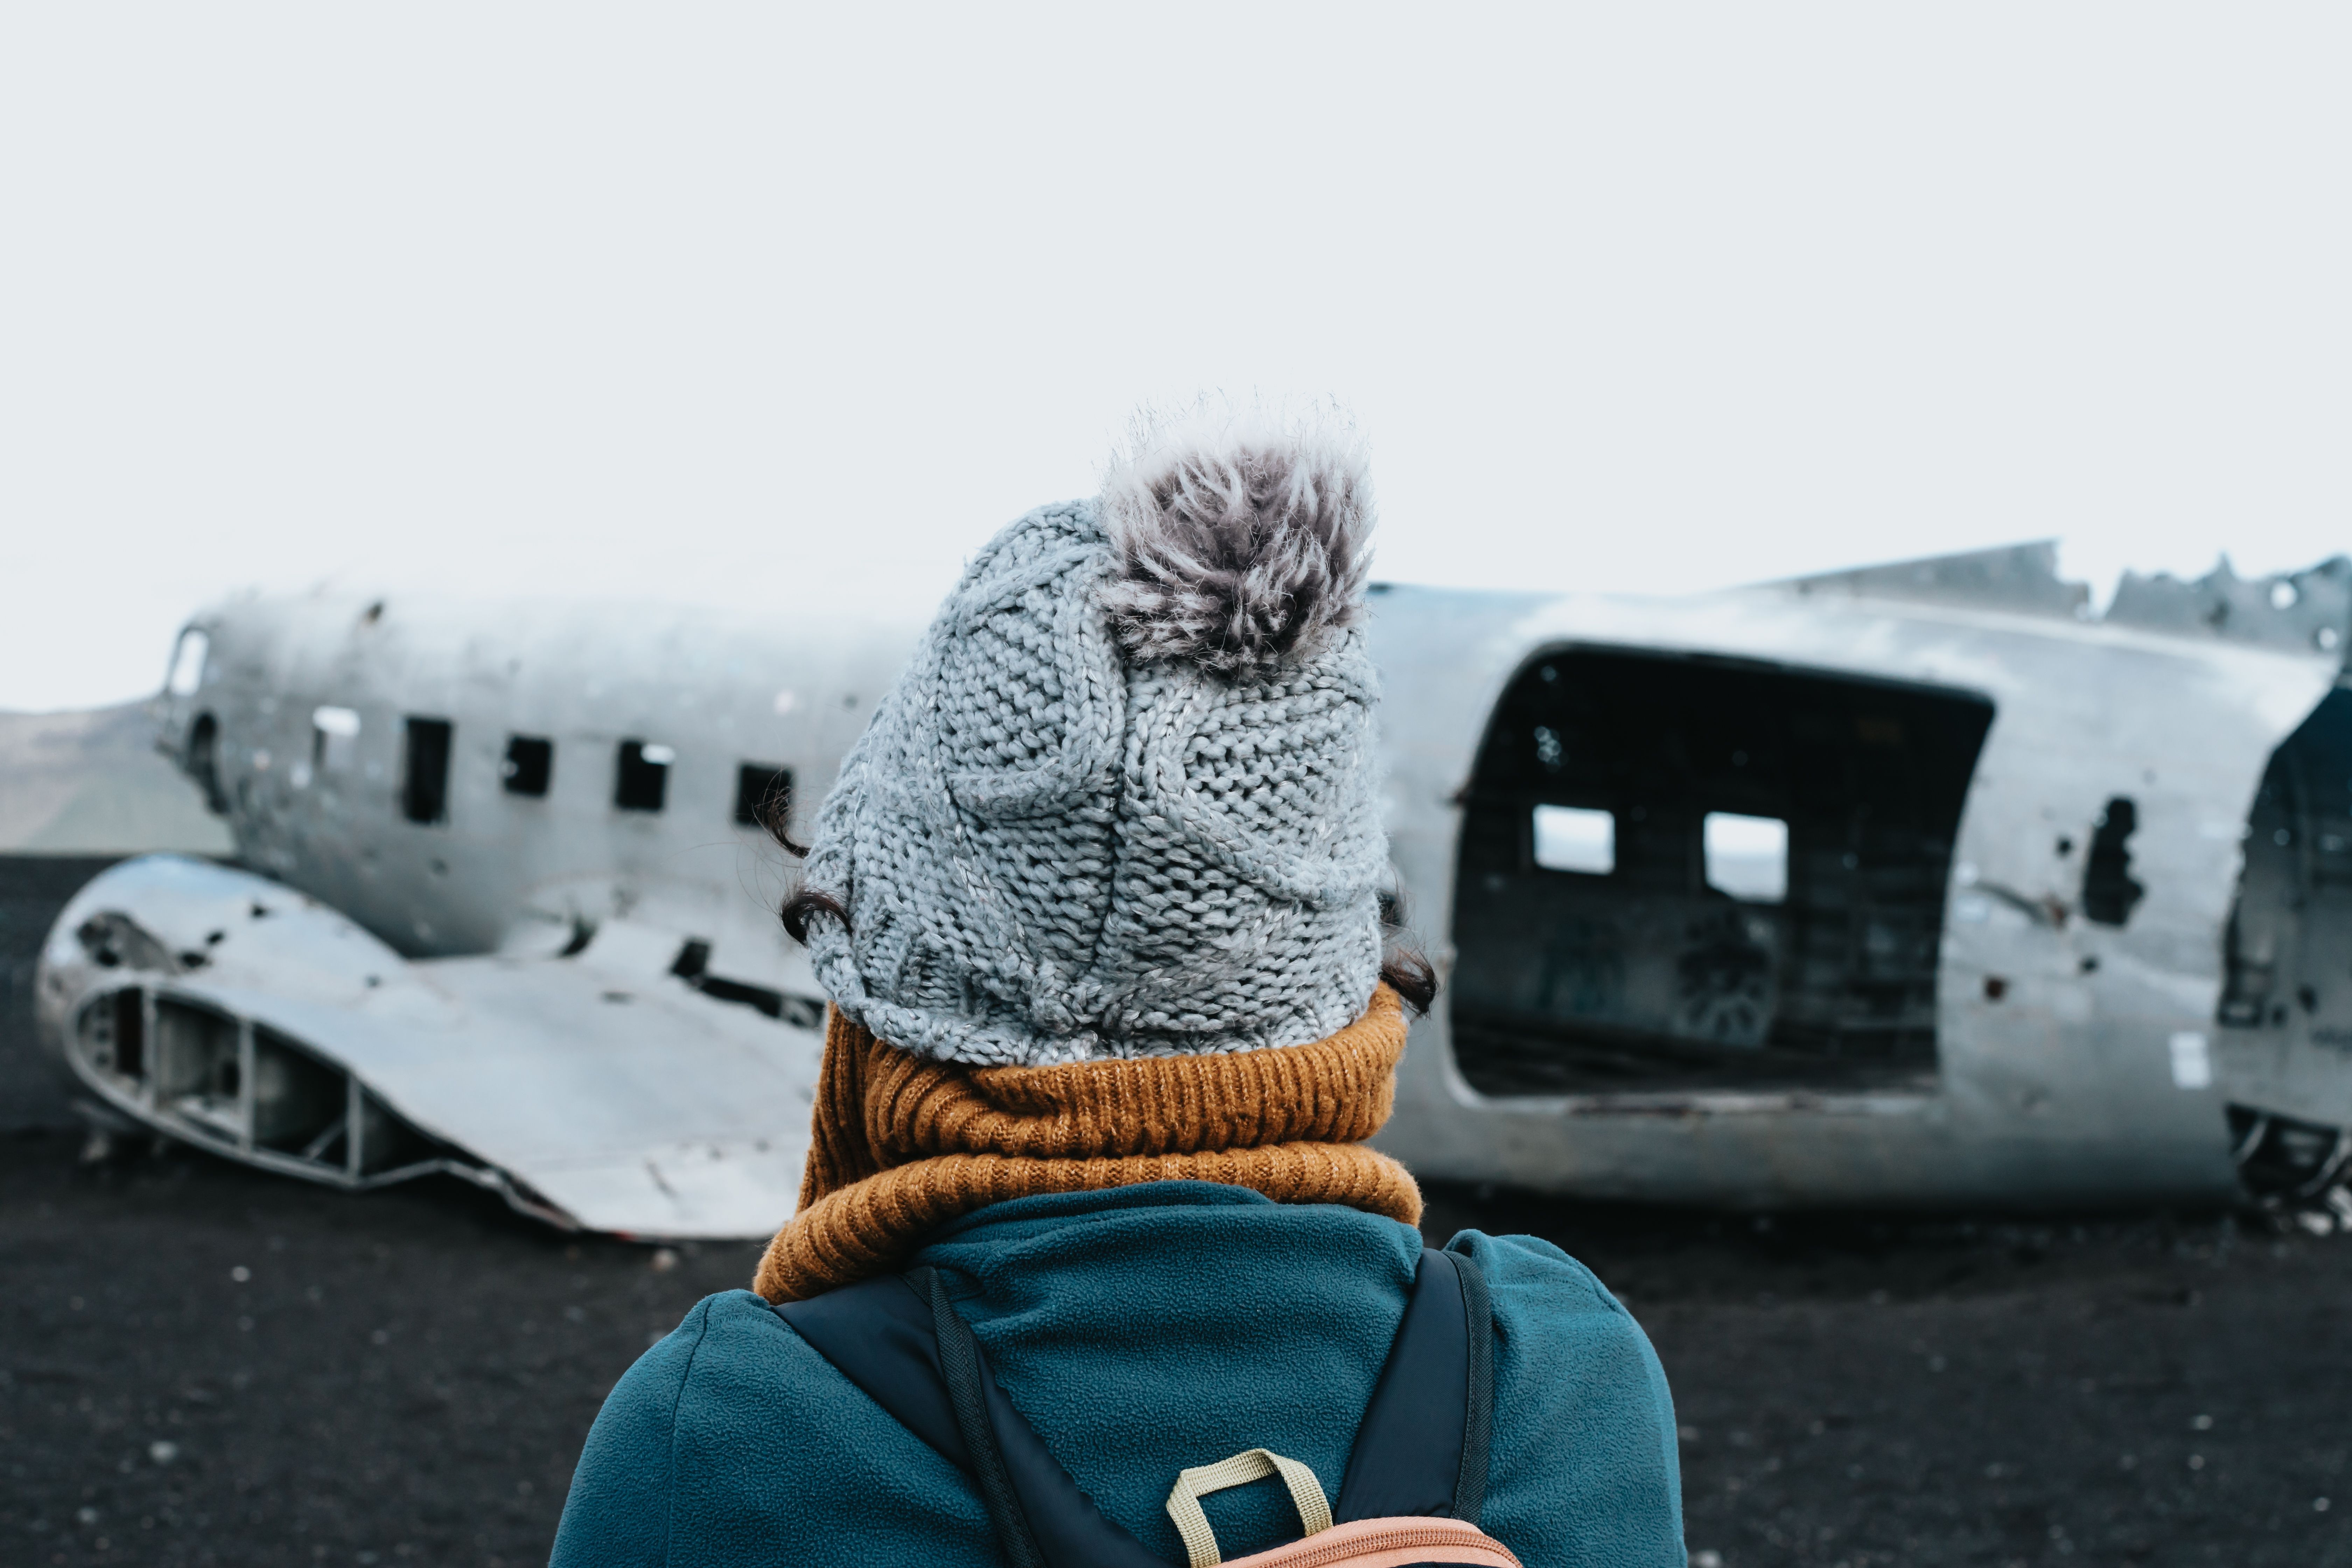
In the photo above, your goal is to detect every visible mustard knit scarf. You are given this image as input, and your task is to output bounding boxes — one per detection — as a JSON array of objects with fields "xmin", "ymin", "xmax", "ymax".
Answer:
[{"xmin": 753, "ymin": 987, "xmax": 1422, "ymax": 1302}]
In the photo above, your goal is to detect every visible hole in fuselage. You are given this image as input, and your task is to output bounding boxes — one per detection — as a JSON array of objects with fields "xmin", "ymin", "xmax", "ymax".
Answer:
[
  {"xmin": 1448, "ymin": 647, "xmax": 1993, "ymax": 1094},
  {"xmin": 2080, "ymin": 797, "xmax": 2143, "ymax": 926},
  {"xmin": 2220, "ymin": 689, "xmax": 2352, "ymax": 1038}
]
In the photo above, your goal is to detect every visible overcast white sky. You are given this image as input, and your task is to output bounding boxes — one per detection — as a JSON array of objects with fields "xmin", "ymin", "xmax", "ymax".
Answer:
[{"xmin": 2, "ymin": 5, "xmax": 2346, "ymax": 711}]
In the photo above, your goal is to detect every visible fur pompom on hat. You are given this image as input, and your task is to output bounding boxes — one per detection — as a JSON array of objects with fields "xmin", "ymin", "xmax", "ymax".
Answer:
[
  {"xmin": 790, "ymin": 406, "xmax": 1390, "ymax": 1068},
  {"xmin": 1097, "ymin": 410, "xmax": 1374, "ymax": 679}
]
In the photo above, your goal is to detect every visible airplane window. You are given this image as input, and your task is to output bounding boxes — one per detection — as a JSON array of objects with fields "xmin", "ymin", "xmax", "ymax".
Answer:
[
  {"xmin": 1450, "ymin": 648, "xmax": 1994, "ymax": 1094},
  {"xmin": 734, "ymin": 763, "xmax": 792, "ymax": 828},
  {"xmin": 615, "ymin": 740, "xmax": 671, "ymax": 813},
  {"xmin": 311, "ymin": 706, "xmax": 360, "ymax": 774},
  {"xmin": 1532, "ymin": 805, "xmax": 1614, "ymax": 874},
  {"xmin": 165, "ymin": 628, "xmax": 210, "ymax": 696},
  {"xmin": 1703, "ymin": 812, "xmax": 1789, "ymax": 903},
  {"xmin": 401, "ymin": 718, "xmax": 453, "ymax": 825},
  {"xmin": 504, "ymin": 736, "xmax": 553, "ymax": 797}
]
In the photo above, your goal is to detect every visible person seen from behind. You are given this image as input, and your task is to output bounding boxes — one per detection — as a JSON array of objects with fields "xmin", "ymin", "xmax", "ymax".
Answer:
[{"xmin": 550, "ymin": 408, "xmax": 1687, "ymax": 1567}]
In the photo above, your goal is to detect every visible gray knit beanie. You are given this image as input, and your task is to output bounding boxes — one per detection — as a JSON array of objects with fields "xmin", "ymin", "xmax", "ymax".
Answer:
[{"xmin": 795, "ymin": 412, "xmax": 1388, "ymax": 1066}]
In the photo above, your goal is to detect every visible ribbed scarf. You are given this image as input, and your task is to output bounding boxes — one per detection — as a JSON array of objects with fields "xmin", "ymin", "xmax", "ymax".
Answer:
[{"xmin": 752, "ymin": 987, "xmax": 1421, "ymax": 1302}]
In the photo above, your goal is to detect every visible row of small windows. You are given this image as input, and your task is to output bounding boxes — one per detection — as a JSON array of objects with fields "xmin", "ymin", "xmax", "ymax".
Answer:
[{"xmin": 385, "ymin": 713, "xmax": 789, "ymax": 830}]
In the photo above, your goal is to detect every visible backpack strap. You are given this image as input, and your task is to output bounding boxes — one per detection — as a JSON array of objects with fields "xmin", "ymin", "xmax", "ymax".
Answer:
[
  {"xmin": 1332, "ymin": 1246, "xmax": 1495, "ymax": 1525},
  {"xmin": 776, "ymin": 1270, "xmax": 1171, "ymax": 1568},
  {"xmin": 774, "ymin": 1244, "xmax": 1497, "ymax": 1564},
  {"xmin": 766, "ymin": 1269, "xmax": 971, "ymax": 1464},
  {"xmin": 1454, "ymin": 1248, "xmax": 1496, "ymax": 1523},
  {"xmin": 919, "ymin": 1266, "xmax": 1049, "ymax": 1568}
]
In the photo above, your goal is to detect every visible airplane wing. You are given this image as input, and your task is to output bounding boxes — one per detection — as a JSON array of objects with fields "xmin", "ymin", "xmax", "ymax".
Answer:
[{"xmin": 36, "ymin": 855, "xmax": 822, "ymax": 1240}]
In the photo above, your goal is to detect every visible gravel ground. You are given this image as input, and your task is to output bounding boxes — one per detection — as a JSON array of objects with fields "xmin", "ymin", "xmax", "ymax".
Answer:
[
  {"xmin": 1421, "ymin": 1187, "xmax": 2352, "ymax": 1568},
  {"xmin": 2, "ymin": 1133, "xmax": 758, "ymax": 1568},
  {"xmin": 6, "ymin": 1132, "xmax": 2348, "ymax": 1568},
  {"xmin": 0, "ymin": 855, "xmax": 119, "ymax": 1130}
]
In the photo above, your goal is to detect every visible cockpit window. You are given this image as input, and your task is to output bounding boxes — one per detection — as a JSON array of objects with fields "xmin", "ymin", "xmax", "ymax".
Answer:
[{"xmin": 165, "ymin": 629, "xmax": 209, "ymax": 696}]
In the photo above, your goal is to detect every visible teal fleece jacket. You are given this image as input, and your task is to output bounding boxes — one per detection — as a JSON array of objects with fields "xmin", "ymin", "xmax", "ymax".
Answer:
[{"xmin": 549, "ymin": 1183, "xmax": 1684, "ymax": 1567}]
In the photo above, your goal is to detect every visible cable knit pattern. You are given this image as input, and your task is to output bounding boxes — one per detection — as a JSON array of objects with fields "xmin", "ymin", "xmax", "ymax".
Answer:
[
  {"xmin": 753, "ymin": 988, "xmax": 1419, "ymax": 1302},
  {"xmin": 796, "ymin": 479, "xmax": 1387, "ymax": 1067}
]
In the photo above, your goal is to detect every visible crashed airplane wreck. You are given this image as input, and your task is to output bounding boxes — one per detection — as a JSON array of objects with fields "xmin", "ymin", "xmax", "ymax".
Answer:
[{"xmin": 35, "ymin": 543, "xmax": 2352, "ymax": 1238}]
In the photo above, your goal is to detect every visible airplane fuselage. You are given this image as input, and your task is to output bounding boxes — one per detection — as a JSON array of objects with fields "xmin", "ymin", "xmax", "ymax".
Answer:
[{"xmin": 40, "ymin": 546, "xmax": 2352, "ymax": 1233}]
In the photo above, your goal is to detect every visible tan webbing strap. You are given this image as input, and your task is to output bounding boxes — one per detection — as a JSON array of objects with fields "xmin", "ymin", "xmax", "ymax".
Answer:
[{"xmin": 1163, "ymin": 1448, "xmax": 1334, "ymax": 1568}]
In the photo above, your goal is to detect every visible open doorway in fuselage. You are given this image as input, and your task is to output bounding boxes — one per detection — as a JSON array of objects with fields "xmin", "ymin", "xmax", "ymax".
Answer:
[{"xmin": 1449, "ymin": 647, "xmax": 1994, "ymax": 1094}]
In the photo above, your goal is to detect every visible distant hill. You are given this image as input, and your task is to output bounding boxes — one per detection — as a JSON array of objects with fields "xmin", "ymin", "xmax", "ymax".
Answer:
[{"xmin": 0, "ymin": 704, "xmax": 234, "ymax": 856}]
